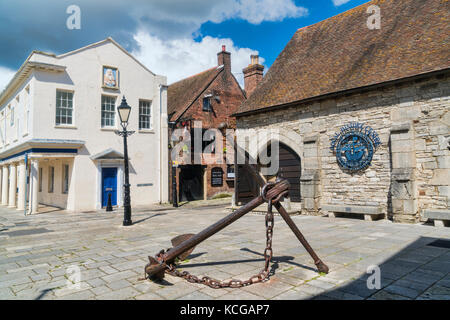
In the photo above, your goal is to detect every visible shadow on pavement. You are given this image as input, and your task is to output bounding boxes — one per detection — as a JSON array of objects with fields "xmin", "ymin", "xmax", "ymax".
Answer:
[{"xmin": 312, "ymin": 236, "xmax": 450, "ymax": 300}]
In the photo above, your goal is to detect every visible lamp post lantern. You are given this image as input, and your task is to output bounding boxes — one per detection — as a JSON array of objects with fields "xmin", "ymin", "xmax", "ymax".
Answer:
[{"xmin": 115, "ymin": 96, "xmax": 135, "ymax": 226}]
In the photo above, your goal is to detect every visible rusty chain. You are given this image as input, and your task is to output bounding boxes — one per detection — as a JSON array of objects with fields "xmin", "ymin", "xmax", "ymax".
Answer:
[{"xmin": 159, "ymin": 182, "xmax": 283, "ymax": 289}]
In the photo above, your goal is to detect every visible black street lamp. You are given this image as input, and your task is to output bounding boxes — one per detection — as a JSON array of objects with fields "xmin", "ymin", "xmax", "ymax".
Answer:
[{"xmin": 115, "ymin": 96, "xmax": 135, "ymax": 226}]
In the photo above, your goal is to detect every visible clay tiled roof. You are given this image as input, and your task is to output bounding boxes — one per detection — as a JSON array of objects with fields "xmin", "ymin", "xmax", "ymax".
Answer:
[
  {"xmin": 236, "ymin": 0, "xmax": 450, "ymax": 116},
  {"xmin": 168, "ymin": 66, "xmax": 223, "ymax": 121}
]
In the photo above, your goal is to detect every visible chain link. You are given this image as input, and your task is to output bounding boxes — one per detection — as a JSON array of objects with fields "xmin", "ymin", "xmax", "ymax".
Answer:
[{"xmin": 162, "ymin": 185, "xmax": 277, "ymax": 289}]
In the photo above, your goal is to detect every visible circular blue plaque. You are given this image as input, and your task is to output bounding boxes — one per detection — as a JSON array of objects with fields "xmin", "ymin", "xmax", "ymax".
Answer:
[
  {"xmin": 336, "ymin": 132, "xmax": 374, "ymax": 171},
  {"xmin": 330, "ymin": 122, "xmax": 380, "ymax": 172}
]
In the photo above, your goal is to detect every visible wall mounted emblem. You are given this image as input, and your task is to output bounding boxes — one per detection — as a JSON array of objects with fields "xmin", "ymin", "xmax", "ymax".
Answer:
[
  {"xmin": 102, "ymin": 66, "xmax": 119, "ymax": 89},
  {"xmin": 330, "ymin": 122, "xmax": 381, "ymax": 172}
]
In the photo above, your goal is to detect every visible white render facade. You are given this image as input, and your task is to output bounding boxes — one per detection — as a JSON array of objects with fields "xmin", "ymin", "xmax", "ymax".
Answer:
[{"xmin": 0, "ymin": 38, "xmax": 169, "ymax": 213}]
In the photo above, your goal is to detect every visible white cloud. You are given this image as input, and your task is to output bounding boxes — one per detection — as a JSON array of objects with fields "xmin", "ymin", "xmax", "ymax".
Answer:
[
  {"xmin": 132, "ymin": 31, "xmax": 264, "ymax": 86},
  {"xmin": 332, "ymin": 0, "xmax": 351, "ymax": 6},
  {"xmin": 209, "ymin": 0, "xmax": 308, "ymax": 24},
  {"xmin": 0, "ymin": 66, "xmax": 15, "ymax": 93},
  {"xmin": 127, "ymin": 0, "xmax": 308, "ymax": 39}
]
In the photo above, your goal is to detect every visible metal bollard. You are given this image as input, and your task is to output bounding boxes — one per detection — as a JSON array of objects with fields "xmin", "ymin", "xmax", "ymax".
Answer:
[{"xmin": 106, "ymin": 193, "xmax": 113, "ymax": 212}]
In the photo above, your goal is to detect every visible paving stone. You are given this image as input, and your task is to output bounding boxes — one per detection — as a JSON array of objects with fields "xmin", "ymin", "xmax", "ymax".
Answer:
[
  {"xmin": 215, "ymin": 290, "xmax": 264, "ymax": 300},
  {"xmin": 101, "ymin": 270, "xmax": 137, "ymax": 283},
  {"xmin": 1, "ymin": 203, "xmax": 449, "ymax": 300},
  {"xmin": 394, "ymin": 279, "xmax": 431, "ymax": 292},
  {"xmin": 134, "ymin": 292, "xmax": 164, "ymax": 300},
  {"xmin": 113, "ymin": 260, "xmax": 143, "ymax": 272},
  {"xmin": 53, "ymin": 282, "xmax": 92, "ymax": 297},
  {"xmin": 107, "ymin": 279, "xmax": 132, "ymax": 290},
  {"xmin": 99, "ymin": 265, "xmax": 118, "ymax": 275},
  {"xmin": 272, "ymin": 273, "xmax": 307, "ymax": 286},
  {"xmin": 240, "ymin": 277, "xmax": 293, "ymax": 299},
  {"xmin": 436, "ymin": 278, "xmax": 450, "ymax": 288},
  {"xmin": 420, "ymin": 261, "xmax": 450, "ymax": 274},
  {"xmin": 423, "ymin": 285, "xmax": 450, "ymax": 296},
  {"xmin": 177, "ymin": 290, "xmax": 213, "ymax": 300},
  {"xmin": 295, "ymin": 284, "xmax": 328, "ymax": 296},
  {"xmin": 30, "ymin": 273, "xmax": 51, "ymax": 281},
  {"xmin": 198, "ymin": 286, "xmax": 231, "ymax": 298},
  {"xmin": 320, "ymin": 289, "xmax": 364, "ymax": 300},
  {"xmin": 91, "ymin": 285, "xmax": 113, "ymax": 296},
  {"xmin": 272, "ymin": 289, "xmax": 311, "ymax": 300},
  {"xmin": 96, "ymin": 287, "xmax": 140, "ymax": 300},
  {"xmin": 87, "ymin": 277, "xmax": 107, "ymax": 288},
  {"xmin": 369, "ymin": 290, "xmax": 411, "ymax": 300},
  {"xmin": 0, "ymin": 276, "xmax": 32, "ymax": 288},
  {"xmin": 0, "ymin": 287, "xmax": 15, "ymax": 299},
  {"xmin": 157, "ymin": 281, "xmax": 204, "ymax": 300},
  {"xmin": 338, "ymin": 279, "xmax": 379, "ymax": 298},
  {"xmin": 383, "ymin": 284, "xmax": 422, "ymax": 299},
  {"xmin": 57, "ymin": 289, "xmax": 95, "ymax": 300},
  {"xmin": 307, "ymin": 279, "xmax": 336, "ymax": 290}
]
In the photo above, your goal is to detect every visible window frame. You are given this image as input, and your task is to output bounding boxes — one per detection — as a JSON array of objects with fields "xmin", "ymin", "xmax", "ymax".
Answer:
[
  {"xmin": 138, "ymin": 99, "xmax": 152, "ymax": 130},
  {"xmin": 55, "ymin": 89, "xmax": 74, "ymax": 126},
  {"xmin": 10, "ymin": 106, "xmax": 14, "ymax": 127},
  {"xmin": 202, "ymin": 97, "xmax": 212, "ymax": 112},
  {"xmin": 101, "ymin": 95, "xmax": 117, "ymax": 128}
]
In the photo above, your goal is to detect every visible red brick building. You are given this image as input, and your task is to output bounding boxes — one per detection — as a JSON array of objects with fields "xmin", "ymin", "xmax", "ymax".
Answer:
[{"xmin": 168, "ymin": 46, "xmax": 263, "ymax": 202}]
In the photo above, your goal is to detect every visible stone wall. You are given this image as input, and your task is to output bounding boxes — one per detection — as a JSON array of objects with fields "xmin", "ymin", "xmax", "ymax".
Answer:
[{"xmin": 236, "ymin": 73, "xmax": 450, "ymax": 223}]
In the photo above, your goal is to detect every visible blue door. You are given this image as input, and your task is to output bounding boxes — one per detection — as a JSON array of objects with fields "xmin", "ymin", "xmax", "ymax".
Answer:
[{"xmin": 102, "ymin": 168, "xmax": 118, "ymax": 207}]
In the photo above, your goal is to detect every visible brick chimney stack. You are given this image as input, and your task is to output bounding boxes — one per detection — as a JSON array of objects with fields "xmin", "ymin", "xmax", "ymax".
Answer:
[
  {"xmin": 243, "ymin": 54, "xmax": 264, "ymax": 97},
  {"xmin": 217, "ymin": 45, "xmax": 231, "ymax": 73}
]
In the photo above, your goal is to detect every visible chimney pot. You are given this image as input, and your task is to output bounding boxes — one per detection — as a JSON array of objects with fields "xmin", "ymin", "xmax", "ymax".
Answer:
[{"xmin": 251, "ymin": 55, "xmax": 259, "ymax": 65}]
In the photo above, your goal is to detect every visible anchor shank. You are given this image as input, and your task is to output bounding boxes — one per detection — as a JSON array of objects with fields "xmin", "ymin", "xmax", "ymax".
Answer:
[
  {"xmin": 163, "ymin": 195, "xmax": 265, "ymax": 264},
  {"xmin": 162, "ymin": 179, "xmax": 290, "ymax": 265}
]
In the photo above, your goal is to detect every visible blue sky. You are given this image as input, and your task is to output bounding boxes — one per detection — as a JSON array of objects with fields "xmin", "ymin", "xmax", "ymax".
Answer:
[
  {"xmin": 0, "ymin": 0, "xmax": 369, "ymax": 89},
  {"xmin": 198, "ymin": 0, "xmax": 368, "ymax": 69}
]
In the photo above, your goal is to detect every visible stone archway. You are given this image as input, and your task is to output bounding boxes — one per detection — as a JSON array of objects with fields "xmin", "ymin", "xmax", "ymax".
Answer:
[
  {"xmin": 250, "ymin": 127, "xmax": 303, "ymax": 162},
  {"xmin": 235, "ymin": 127, "xmax": 303, "ymax": 205}
]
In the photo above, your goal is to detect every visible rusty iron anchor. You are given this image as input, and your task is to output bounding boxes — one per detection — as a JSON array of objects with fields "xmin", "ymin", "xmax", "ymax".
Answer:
[{"xmin": 144, "ymin": 176, "xmax": 329, "ymax": 288}]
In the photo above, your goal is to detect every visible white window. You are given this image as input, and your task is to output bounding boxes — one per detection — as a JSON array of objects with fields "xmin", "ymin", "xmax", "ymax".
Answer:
[
  {"xmin": 48, "ymin": 166, "xmax": 54, "ymax": 193},
  {"xmin": 56, "ymin": 90, "xmax": 73, "ymax": 125},
  {"xmin": 139, "ymin": 100, "xmax": 152, "ymax": 130},
  {"xmin": 10, "ymin": 106, "xmax": 14, "ymax": 126},
  {"xmin": 101, "ymin": 95, "xmax": 116, "ymax": 127},
  {"xmin": 62, "ymin": 164, "xmax": 69, "ymax": 194},
  {"xmin": 24, "ymin": 105, "xmax": 29, "ymax": 135}
]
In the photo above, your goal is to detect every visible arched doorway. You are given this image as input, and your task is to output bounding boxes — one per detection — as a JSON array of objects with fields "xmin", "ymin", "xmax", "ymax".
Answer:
[{"xmin": 259, "ymin": 142, "xmax": 301, "ymax": 202}]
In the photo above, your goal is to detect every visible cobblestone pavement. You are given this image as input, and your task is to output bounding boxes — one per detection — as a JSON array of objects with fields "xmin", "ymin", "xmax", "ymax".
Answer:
[{"xmin": 0, "ymin": 204, "xmax": 449, "ymax": 300}]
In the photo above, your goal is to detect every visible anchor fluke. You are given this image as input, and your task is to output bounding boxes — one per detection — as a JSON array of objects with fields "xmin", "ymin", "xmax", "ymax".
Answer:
[{"xmin": 171, "ymin": 233, "xmax": 196, "ymax": 261}]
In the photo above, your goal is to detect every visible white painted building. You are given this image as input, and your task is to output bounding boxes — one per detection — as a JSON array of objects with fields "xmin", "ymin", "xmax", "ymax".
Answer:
[{"xmin": 0, "ymin": 38, "xmax": 168, "ymax": 213}]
